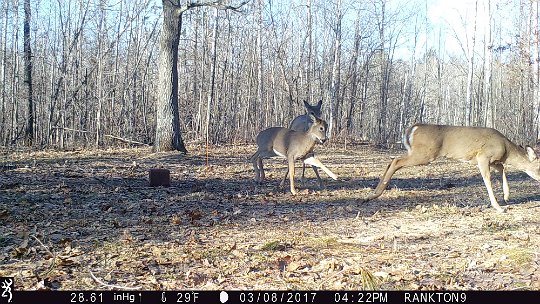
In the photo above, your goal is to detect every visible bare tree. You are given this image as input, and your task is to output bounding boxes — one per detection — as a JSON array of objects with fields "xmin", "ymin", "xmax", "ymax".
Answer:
[
  {"xmin": 2, "ymin": 0, "xmax": 540, "ymax": 151},
  {"xmin": 327, "ymin": 0, "xmax": 342, "ymax": 138},
  {"xmin": 10, "ymin": 0, "xmax": 20, "ymax": 145},
  {"xmin": 528, "ymin": 0, "xmax": 540, "ymax": 139},
  {"xmin": 23, "ymin": 0, "xmax": 33, "ymax": 146},
  {"xmin": 206, "ymin": 8, "xmax": 218, "ymax": 159},
  {"xmin": 466, "ymin": 0, "xmax": 478, "ymax": 125},
  {"xmin": 482, "ymin": 0, "xmax": 493, "ymax": 127},
  {"xmin": 154, "ymin": 0, "xmax": 248, "ymax": 153},
  {"xmin": 0, "ymin": 1, "xmax": 8, "ymax": 145}
]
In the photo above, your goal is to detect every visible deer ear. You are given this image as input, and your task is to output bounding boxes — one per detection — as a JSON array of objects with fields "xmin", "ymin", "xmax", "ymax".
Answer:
[
  {"xmin": 317, "ymin": 99, "xmax": 322, "ymax": 107},
  {"xmin": 308, "ymin": 113, "xmax": 316, "ymax": 123},
  {"xmin": 303, "ymin": 100, "xmax": 310, "ymax": 107},
  {"xmin": 526, "ymin": 146, "xmax": 538, "ymax": 161}
]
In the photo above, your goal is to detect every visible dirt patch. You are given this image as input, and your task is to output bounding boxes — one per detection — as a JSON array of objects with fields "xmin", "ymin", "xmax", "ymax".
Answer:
[{"xmin": 1, "ymin": 144, "xmax": 539, "ymax": 290}]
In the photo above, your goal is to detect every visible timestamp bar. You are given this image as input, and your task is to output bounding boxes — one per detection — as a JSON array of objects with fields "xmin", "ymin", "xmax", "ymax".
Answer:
[{"xmin": 2, "ymin": 290, "xmax": 540, "ymax": 304}]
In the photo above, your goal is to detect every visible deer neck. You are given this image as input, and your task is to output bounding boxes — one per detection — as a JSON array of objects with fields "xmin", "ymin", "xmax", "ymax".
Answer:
[
  {"xmin": 505, "ymin": 142, "xmax": 533, "ymax": 170},
  {"xmin": 292, "ymin": 134, "xmax": 317, "ymax": 159},
  {"xmin": 308, "ymin": 130, "xmax": 324, "ymax": 144}
]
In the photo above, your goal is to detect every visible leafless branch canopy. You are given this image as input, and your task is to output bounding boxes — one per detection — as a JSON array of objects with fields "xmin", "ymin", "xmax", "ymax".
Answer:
[
  {"xmin": 2, "ymin": 0, "xmax": 540, "ymax": 149},
  {"xmin": 171, "ymin": 0, "xmax": 250, "ymax": 14}
]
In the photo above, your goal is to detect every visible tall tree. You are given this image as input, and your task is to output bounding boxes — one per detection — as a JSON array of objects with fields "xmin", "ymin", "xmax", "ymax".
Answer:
[
  {"xmin": 23, "ymin": 0, "xmax": 33, "ymax": 145},
  {"xmin": 376, "ymin": 0, "xmax": 388, "ymax": 145},
  {"xmin": 482, "ymin": 0, "xmax": 493, "ymax": 127},
  {"xmin": 206, "ymin": 8, "xmax": 219, "ymax": 161},
  {"xmin": 154, "ymin": 0, "xmax": 247, "ymax": 153},
  {"xmin": 465, "ymin": 0, "xmax": 478, "ymax": 125},
  {"xmin": 328, "ymin": 0, "xmax": 342, "ymax": 137}
]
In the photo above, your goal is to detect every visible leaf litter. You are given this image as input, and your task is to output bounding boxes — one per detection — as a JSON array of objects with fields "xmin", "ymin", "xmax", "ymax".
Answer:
[{"xmin": 0, "ymin": 144, "xmax": 539, "ymax": 290}]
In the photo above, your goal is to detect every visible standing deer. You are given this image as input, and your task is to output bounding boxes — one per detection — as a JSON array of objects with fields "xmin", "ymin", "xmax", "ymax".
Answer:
[
  {"xmin": 289, "ymin": 100, "xmax": 327, "ymax": 187},
  {"xmin": 365, "ymin": 124, "xmax": 540, "ymax": 212},
  {"xmin": 290, "ymin": 100, "xmax": 323, "ymax": 131},
  {"xmin": 250, "ymin": 114, "xmax": 337, "ymax": 195}
]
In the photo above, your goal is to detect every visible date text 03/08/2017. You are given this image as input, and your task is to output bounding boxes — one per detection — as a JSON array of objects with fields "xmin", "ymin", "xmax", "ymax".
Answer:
[{"xmin": 238, "ymin": 292, "xmax": 318, "ymax": 303}]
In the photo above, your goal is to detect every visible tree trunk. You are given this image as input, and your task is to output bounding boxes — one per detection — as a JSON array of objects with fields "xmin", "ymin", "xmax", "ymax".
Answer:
[
  {"xmin": 465, "ymin": 0, "xmax": 478, "ymax": 125},
  {"xmin": 535, "ymin": 0, "xmax": 540, "ymax": 139},
  {"xmin": 328, "ymin": 0, "xmax": 342, "ymax": 138},
  {"xmin": 155, "ymin": 0, "xmax": 187, "ymax": 153},
  {"xmin": 10, "ymin": 0, "xmax": 20, "ymax": 145},
  {"xmin": 206, "ymin": 8, "xmax": 218, "ymax": 158},
  {"xmin": 346, "ymin": 15, "xmax": 362, "ymax": 134},
  {"xmin": 377, "ymin": 0, "xmax": 388, "ymax": 145},
  {"xmin": 23, "ymin": 0, "xmax": 33, "ymax": 146},
  {"xmin": 483, "ymin": 0, "xmax": 493, "ymax": 128},
  {"xmin": 306, "ymin": 0, "xmax": 313, "ymax": 99}
]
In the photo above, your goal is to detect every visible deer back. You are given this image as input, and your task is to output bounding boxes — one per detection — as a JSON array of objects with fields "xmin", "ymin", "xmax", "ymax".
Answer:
[
  {"xmin": 289, "ymin": 100, "xmax": 323, "ymax": 132},
  {"xmin": 406, "ymin": 124, "xmax": 532, "ymax": 165}
]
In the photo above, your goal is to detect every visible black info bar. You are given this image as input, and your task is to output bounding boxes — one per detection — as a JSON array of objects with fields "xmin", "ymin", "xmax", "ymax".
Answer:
[{"xmin": 1, "ymin": 289, "xmax": 539, "ymax": 304}]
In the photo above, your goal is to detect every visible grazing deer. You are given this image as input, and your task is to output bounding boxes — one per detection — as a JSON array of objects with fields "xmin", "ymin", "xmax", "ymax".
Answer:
[
  {"xmin": 289, "ymin": 100, "xmax": 328, "ymax": 187},
  {"xmin": 250, "ymin": 114, "xmax": 337, "ymax": 195},
  {"xmin": 365, "ymin": 124, "xmax": 540, "ymax": 212}
]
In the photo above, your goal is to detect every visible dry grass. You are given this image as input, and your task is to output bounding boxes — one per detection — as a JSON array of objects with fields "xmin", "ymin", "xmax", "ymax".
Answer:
[{"xmin": 1, "ymin": 143, "xmax": 540, "ymax": 290}]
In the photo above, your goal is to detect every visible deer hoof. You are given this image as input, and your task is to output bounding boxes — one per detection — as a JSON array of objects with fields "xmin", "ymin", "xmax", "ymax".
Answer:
[
  {"xmin": 362, "ymin": 195, "xmax": 375, "ymax": 203},
  {"xmin": 496, "ymin": 206, "xmax": 508, "ymax": 213},
  {"xmin": 298, "ymin": 189, "xmax": 310, "ymax": 195}
]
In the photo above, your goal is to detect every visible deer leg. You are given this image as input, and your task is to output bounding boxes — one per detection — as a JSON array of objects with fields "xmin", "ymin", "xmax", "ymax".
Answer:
[
  {"xmin": 304, "ymin": 156, "xmax": 337, "ymax": 180},
  {"xmin": 478, "ymin": 159, "xmax": 505, "ymax": 213},
  {"xmin": 251, "ymin": 152, "xmax": 261, "ymax": 182},
  {"xmin": 312, "ymin": 166, "xmax": 324, "ymax": 189},
  {"xmin": 258, "ymin": 157, "xmax": 265, "ymax": 181},
  {"xmin": 491, "ymin": 163, "xmax": 509, "ymax": 201},
  {"xmin": 300, "ymin": 163, "xmax": 307, "ymax": 185},
  {"xmin": 501, "ymin": 168, "xmax": 509, "ymax": 202},
  {"xmin": 366, "ymin": 154, "xmax": 431, "ymax": 201},
  {"xmin": 300, "ymin": 153, "xmax": 314, "ymax": 185},
  {"xmin": 280, "ymin": 168, "xmax": 288, "ymax": 188},
  {"xmin": 366, "ymin": 158, "xmax": 402, "ymax": 201},
  {"xmin": 288, "ymin": 158, "xmax": 297, "ymax": 195}
]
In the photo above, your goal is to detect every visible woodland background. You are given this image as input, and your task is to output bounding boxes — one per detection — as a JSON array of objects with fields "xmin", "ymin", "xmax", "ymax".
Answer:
[
  {"xmin": 1, "ymin": 0, "xmax": 540, "ymax": 149},
  {"xmin": 2, "ymin": 0, "xmax": 540, "ymax": 291}
]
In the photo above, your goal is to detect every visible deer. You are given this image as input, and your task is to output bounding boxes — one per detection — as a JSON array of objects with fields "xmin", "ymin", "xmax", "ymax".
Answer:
[
  {"xmin": 250, "ymin": 114, "xmax": 337, "ymax": 195},
  {"xmin": 289, "ymin": 100, "xmax": 330, "ymax": 188},
  {"xmin": 364, "ymin": 124, "xmax": 540, "ymax": 212},
  {"xmin": 290, "ymin": 100, "xmax": 323, "ymax": 131}
]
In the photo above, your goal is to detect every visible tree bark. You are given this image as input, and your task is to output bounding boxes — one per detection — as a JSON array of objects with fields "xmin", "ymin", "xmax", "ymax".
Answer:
[
  {"xmin": 23, "ymin": 0, "xmax": 33, "ymax": 146},
  {"xmin": 483, "ymin": 0, "xmax": 493, "ymax": 128},
  {"xmin": 465, "ymin": 0, "xmax": 478, "ymax": 125},
  {"xmin": 206, "ymin": 8, "xmax": 218, "ymax": 159},
  {"xmin": 328, "ymin": 0, "xmax": 342, "ymax": 138},
  {"xmin": 154, "ymin": 0, "xmax": 188, "ymax": 153}
]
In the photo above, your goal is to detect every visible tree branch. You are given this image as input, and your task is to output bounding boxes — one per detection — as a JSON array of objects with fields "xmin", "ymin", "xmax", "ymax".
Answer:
[
  {"xmin": 89, "ymin": 269, "xmax": 141, "ymax": 290},
  {"xmin": 172, "ymin": 0, "xmax": 250, "ymax": 14},
  {"xmin": 104, "ymin": 134, "xmax": 149, "ymax": 146}
]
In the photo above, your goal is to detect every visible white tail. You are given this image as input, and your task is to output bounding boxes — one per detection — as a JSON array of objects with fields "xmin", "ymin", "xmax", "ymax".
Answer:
[
  {"xmin": 250, "ymin": 115, "xmax": 336, "ymax": 195},
  {"xmin": 365, "ymin": 124, "xmax": 540, "ymax": 212}
]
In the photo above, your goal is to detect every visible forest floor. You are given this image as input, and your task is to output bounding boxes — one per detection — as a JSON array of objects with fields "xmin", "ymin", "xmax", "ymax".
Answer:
[{"xmin": 1, "ymin": 143, "xmax": 540, "ymax": 291}]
